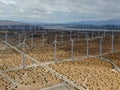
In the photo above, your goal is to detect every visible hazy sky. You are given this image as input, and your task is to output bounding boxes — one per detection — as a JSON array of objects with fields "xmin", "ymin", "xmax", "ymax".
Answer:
[{"xmin": 0, "ymin": 0, "xmax": 120, "ymax": 23}]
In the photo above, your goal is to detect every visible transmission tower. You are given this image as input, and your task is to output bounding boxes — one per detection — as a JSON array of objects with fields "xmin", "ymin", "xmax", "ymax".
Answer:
[
  {"xmin": 52, "ymin": 34, "xmax": 59, "ymax": 63},
  {"xmin": 21, "ymin": 35, "xmax": 29, "ymax": 69}
]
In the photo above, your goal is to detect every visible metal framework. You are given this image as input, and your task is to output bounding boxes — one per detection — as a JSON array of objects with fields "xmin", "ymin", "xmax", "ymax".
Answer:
[
  {"xmin": 1, "ymin": 28, "xmax": 119, "ymax": 64},
  {"xmin": 21, "ymin": 36, "xmax": 28, "ymax": 69},
  {"xmin": 52, "ymin": 34, "xmax": 58, "ymax": 63}
]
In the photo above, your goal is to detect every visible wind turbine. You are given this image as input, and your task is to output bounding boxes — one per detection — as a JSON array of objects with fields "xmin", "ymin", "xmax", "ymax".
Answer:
[{"xmin": 70, "ymin": 38, "xmax": 75, "ymax": 60}]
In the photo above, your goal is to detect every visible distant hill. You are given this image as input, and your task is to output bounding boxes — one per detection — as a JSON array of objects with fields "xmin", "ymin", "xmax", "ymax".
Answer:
[
  {"xmin": 97, "ymin": 19, "xmax": 120, "ymax": 25},
  {"xmin": 0, "ymin": 18, "xmax": 120, "ymax": 26},
  {"xmin": 0, "ymin": 20, "xmax": 30, "ymax": 25},
  {"xmin": 67, "ymin": 18, "xmax": 120, "ymax": 25}
]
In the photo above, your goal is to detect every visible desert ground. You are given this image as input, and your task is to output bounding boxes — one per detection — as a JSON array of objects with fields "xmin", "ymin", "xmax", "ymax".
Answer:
[{"xmin": 0, "ymin": 31, "xmax": 120, "ymax": 90}]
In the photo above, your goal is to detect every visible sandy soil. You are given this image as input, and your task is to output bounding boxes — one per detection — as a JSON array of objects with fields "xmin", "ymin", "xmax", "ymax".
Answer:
[
  {"xmin": 50, "ymin": 57, "xmax": 120, "ymax": 90},
  {"xmin": 5, "ymin": 67, "xmax": 62, "ymax": 90}
]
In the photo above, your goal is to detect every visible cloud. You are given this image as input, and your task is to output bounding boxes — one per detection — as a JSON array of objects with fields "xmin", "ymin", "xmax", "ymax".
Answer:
[
  {"xmin": 0, "ymin": 0, "xmax": 120, "ymax": 23},
  {"xmin": 0, "ymin": 0, "xmax": 17, "ymax": 5}
]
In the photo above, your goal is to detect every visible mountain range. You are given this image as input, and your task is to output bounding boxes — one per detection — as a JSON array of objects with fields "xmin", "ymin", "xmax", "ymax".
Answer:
[
  {"xmin": 0, "ymin": 18, "xmax": 120, "ymax": 25},
  {"xmin": 66, "ymin": 18, "xmax": 120, "ymax": 25},
  {"xmin": 0, "ymin": 20, "xmax": 29, "ymax": 25}
]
